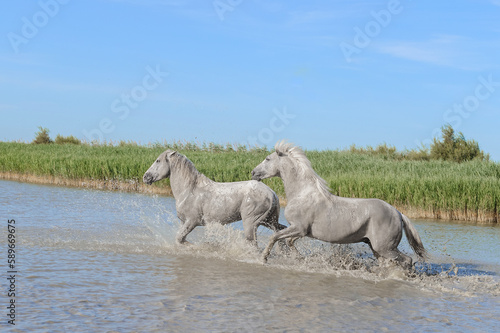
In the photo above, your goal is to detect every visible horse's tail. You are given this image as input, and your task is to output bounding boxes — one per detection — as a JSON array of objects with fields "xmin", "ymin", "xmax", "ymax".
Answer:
[
  {"xmin": 401, "ymin": 213, "xmax": 428, "ymax": 260},
  {"xmin": 264, "ymin": 192, "xmax": 286, "ymax": 231}
]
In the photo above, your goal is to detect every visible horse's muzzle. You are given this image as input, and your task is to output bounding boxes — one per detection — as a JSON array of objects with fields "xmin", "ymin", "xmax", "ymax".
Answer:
[
  {"xmin": 251, "ymin": 170, "xmax": 262, "ymax": 181},
  {"xmin": 143, "ymin": 172, "xmax": 155, "ymax": 185}
]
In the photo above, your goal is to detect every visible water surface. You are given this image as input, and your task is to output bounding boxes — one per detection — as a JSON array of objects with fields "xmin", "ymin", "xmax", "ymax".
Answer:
[{"xmin": 1, "ymin": 180, "xmax": 499, "ymax": 332}]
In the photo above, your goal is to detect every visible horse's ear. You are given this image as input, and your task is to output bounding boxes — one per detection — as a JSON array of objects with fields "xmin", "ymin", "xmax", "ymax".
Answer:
[
  {"xmin": 277, "ymin": 150, "xmax": 285, "ymax": 157},
  {"xmin": 167, "ymin": 151, "xmax": 177, "ymax": 159}
]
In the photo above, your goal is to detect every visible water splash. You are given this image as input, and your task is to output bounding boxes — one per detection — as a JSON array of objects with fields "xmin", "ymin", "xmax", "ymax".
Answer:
[{"xmin": 17, "ymin": 188, "xmax": 499, "ymax": 299}]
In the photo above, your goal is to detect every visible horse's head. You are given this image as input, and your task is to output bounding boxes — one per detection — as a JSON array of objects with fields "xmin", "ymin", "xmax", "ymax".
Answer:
[
  {"xmin": 143, "ymin": 150, "xmax": 176, "ymax": 185},
  {"xmin": 251, "ymin": 151, "xmax": 282, "ymax": 181}
]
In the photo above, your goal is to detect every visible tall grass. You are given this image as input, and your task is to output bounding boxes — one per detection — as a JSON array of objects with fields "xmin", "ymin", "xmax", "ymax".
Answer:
[{"xmin": 1, "ymin": 142, "xmax": 499, "ymax": 222}]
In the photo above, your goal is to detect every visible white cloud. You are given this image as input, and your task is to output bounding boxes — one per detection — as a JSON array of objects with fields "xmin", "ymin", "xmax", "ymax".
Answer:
[
  {"xmin": 375, "ymin": 35, "xmax": 495, "ymax": 70},
  {"xmin": 376, "ymin": 40, "xmax": 451, "ymax": 65}
]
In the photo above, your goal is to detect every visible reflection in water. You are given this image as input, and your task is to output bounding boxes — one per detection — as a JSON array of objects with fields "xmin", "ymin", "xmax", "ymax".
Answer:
[{"xmin": 1, "ymin": 180, "xmax": 499, "ymax": 332}]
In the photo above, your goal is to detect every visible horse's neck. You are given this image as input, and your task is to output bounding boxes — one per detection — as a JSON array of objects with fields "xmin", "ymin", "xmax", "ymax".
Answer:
[
  {"xmin": 169, "ymin": 162, "xmax": 201, "ymax": 199},
  {"xmin": 280, "ymin": 160, "xmax": 333, "ymax": 202},
  {"xmin": 279, "ymin": 164, "xmax": 313, "ymax": 200}
]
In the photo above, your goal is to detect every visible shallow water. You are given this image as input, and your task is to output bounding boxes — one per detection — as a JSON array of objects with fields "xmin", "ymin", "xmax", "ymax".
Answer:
[{"xmin": 1, "ymin": 180, "xmax": 499, "ymax": 332}]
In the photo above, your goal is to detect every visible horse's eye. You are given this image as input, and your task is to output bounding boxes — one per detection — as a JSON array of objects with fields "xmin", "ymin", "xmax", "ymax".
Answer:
[
  {"xmin": 156, "ymin": 160, "xmax": 160, "ymax": 163},
  {"xmin": 265, "ymin": 157, "xmax": 270, "ymax": 161}
]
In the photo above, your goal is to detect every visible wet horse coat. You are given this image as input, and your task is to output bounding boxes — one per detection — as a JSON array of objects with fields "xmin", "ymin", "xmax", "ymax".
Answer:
[
  {"xmin": 144, "ymin": 150, "xmax": 285, "ymax": 245},
  {"xmin": 251, "ymin": 141, "xmax": 427, "ymax": 268}
]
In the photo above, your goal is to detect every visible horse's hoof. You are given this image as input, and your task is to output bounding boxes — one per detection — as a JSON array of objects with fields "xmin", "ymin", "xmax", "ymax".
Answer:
[{"xmin": 261, "ymin": 256, "xmax": 269, "ymax": 265}]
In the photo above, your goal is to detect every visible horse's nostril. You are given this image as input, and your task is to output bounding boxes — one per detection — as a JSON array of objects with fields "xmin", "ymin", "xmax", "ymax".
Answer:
[{"xmin": 143, "ymin": 173, "xmax": 152, "ymax": 184}]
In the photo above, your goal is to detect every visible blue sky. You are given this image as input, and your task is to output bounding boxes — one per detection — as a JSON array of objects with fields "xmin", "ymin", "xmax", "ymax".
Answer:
[{"xmin": 1, "ymin": 0, "xmax": 499, "ymax": 160}]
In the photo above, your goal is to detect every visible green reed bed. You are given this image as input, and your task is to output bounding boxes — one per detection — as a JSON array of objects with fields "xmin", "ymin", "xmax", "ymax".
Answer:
[{"xmin": 1, "ymin": 142, "xmax": 498, "ymax": 223}]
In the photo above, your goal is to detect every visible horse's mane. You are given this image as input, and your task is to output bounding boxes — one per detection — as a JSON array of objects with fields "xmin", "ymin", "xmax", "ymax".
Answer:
[
  {"xmin": 275, "ymin": 141, "xmax": 333, "ymax": 199},
  {"xmin": 167, "ymin": 150, "xmax": 212, "ymax": 187}
]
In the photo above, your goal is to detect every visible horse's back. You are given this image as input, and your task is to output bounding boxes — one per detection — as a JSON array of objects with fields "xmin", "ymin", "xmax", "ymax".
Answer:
[
  {"xmin": 199, "ymin": 180, "xmax": 277, "ymax": 223},
  {"xmin": 209, "ymin": 180, "xmax": 275, "ymax": 199}
]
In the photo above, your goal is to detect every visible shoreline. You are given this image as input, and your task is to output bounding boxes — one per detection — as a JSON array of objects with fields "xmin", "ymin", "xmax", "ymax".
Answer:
[
  {"xmin": 1, "ymin": 171, "xmax": 497, "ymax": 224},
  {"xmin": 0, "ymin": 171, "xmax": 172, "ymax": 196}
]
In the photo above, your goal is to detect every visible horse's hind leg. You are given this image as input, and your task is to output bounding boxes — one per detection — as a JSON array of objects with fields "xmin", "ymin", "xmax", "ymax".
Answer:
[
  {"xmin": 378, "ymin": 249, "xmax": 413, "ymax": 270},
  {"xmin": 394, "ymin": 251, "xmax": 413, "ymax": 270},
  {"xmin": 286, "ymin": 237, "xmax": 302, "ymax": 258},
  {"xmin": 243, "ymin": 210, "xmax": 285, "ymax": 248},
  {"xmin": 242, "ymin": 221, "xmax": 258, "ymax": 247}
]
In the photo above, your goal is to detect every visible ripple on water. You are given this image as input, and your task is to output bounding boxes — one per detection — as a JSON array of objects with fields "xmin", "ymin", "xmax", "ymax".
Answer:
[{"xmin": 3, "ymin": 181, "xmax": 499, "ymax": 332}]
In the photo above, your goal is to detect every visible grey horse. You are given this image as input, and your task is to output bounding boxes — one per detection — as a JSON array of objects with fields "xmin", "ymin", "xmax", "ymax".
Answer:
[
  {"xmin": 251, "ymin": 141, "xmax": 427, "ymax": 269},
  {"xmin": 143, "ymin": 150, "xmax": 286, "ymax": 245}
]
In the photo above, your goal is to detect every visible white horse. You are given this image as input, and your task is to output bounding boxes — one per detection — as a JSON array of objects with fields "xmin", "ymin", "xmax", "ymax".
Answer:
[
  {"xmin": 143, "ymin": 150, "xmax": 286, "ymax": 245},
  {"xmin": 251, "ymin": 141, "xmax": 427, "ymax": 269}
]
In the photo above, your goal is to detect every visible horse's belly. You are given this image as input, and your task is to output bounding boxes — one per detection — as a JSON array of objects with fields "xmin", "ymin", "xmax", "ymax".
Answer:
[
  {"xmin": 310, "ymin": 219, "xmax": 366, "ymax": 244},
  {"xmin": 203, "ymin": 198, "xmax": 242, "ymax": 224},
  {"xmin": 206, "ymin": 211, "xmax": 242, "ymax": 224}
]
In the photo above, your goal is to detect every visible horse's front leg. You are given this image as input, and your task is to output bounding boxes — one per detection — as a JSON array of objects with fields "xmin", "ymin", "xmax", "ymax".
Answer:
[
  {"xmin": 175, "ymin": 219, "xmax": 198, "ymax": 245},
  {"xmin": 270, "ymin": 223, "xmax": 290, "ymax": 255},
  {"xmin": 262, "ymin": 225, "xmax": 306, "ymax": 263}
]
